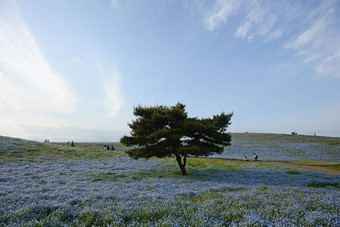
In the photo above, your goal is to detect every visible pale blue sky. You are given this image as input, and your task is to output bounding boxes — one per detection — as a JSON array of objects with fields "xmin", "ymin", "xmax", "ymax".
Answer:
[{"xmin": 1, "ymin": 0, "xmax": 340, "ymax": 141}]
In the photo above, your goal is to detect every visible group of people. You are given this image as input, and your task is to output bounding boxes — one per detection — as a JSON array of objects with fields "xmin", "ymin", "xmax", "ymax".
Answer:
[
  {"xmin": 292, "ymin": 131, "xmax": 317, "ymax": 136},
  {"xmin": 244, "ymin": 153, "xmax": 258, "ymax": 161},
  {"xmin": 67, "ymin": 141, "xmax": 75, "ymax": 147},
  {"xmin": 104, "ymin": 145, "xmax": 115, "ymax": 151}
]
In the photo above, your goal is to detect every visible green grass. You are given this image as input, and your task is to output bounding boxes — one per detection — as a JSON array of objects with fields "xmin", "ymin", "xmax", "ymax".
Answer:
[
  {"xmin": 90, "ymin": 172, "xmax": 127, "ymax": 182},
  {"xmin": 326, "ymin": 164, "xmax": 340, "ymax": 171},
  {"xmin": 288, "ymin": 161, "xmax": 340, "ymax": 171},
  {"xmin": 286, "ymin": 170, "xmax": 302, "ymax": 175},
  {"xmin": 262, "ymin": 163, "xmax": 280, "ymax": 168},
  {"xmin": 187, "ymin": 158, "xmax": 241, "ymax": 171},
  {"xmin": 0, "ymin": 142, "xmax": 122, "ymax": 163},
  {"xmin": 308, "ymin": 182, "xmax": 340, "ymax": 188}
]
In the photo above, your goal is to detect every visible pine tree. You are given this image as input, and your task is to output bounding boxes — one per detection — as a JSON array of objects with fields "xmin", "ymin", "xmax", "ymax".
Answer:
[{"xmin": 120, "ymin": 103, "xmax": 233, "ymax": 175}]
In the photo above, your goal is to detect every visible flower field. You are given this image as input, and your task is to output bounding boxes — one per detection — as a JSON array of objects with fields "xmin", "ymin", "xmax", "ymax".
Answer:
[
  {"xmin": 1, "ymin": 134, "xmax": 339, "ymax": 226},
  {"xmin": 214, "ymin": 133, "xmax": 340, "ymax": 162}
]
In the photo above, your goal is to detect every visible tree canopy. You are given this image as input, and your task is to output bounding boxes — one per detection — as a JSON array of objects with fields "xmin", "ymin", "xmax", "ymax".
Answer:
[{"xmin": 120, "ymin": 103, "xmax": 233, "ymax": 175}]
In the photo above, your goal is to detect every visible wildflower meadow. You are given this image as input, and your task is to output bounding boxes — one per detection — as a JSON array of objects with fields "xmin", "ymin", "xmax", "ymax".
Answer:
[{"xmin": 0, "ymin": 134, "xmax": 339, "ymax": 226}]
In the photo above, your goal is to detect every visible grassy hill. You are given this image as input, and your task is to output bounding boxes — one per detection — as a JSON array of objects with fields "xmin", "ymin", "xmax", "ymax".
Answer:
[
  {"xmin": 1, "ymin": 134, "xmax": 339, "ymax": 226},
  {"xmin": 216, "ymin": 133, "xmax": 340, "ymax": 162}
]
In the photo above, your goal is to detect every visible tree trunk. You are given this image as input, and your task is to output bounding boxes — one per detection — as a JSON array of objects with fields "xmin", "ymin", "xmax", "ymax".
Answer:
[{"xmin": 175, "ymin": 154, "xmax": 187, "ymax": 176}]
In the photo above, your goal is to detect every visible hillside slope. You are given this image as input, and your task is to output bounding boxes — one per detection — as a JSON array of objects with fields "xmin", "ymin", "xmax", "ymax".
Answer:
[{"xmin": 213, "ymin": 133, "xmax": 340, "ymax": 162}]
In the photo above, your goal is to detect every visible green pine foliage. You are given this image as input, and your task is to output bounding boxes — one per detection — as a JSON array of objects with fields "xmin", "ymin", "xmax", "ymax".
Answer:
[{"xmin": 120, "ymin": 103, "xmax": 233, "ymax": 175}]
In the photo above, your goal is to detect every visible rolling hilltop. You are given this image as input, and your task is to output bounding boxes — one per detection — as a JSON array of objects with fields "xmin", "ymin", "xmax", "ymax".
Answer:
[
  {"xmin": 1, "ymin": 133, "xmax": 340, "ymax": 162},
  {"xmin": 218, "ymin": 133, "xmax": 340, "ymax": 162}
]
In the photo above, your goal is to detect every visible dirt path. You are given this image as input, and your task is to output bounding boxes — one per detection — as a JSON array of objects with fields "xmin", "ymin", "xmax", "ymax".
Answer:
[
  {"xmin": 211, "ymin": 157, "xmax": 340, "ymax": 175},
  {"xmin": 274, "ymin": 163, "xmax": 340, "ymax": 175}
]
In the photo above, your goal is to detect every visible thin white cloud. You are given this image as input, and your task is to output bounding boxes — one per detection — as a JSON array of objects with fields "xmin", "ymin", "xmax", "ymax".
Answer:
[
  {"xmin": 203, "ymin": 0, "xmax": 282, "ymax": 40},
  {"xmin": 111, "ymin": 0, "xmax": 120, "ymax": 9},
  {"xmin": 203, "ymin": 0, "xmax": 241, "ymax": 31},
  {"xmin": 316, "ymin": 50, "xmax": 340, "ymax": 76},
  {"xmin": 96, "ymin": 56, "xmax": 124, "ymax": 117},
  {"xmin": 234, "ymin": 20, "xmax": 251, "ymax": 39},
  {"xmin": 103, "ymin": 71, "xmax": 124, "ymax": 117},
  {"xmin": 285, "ymin": 12, "xmax": 329, "ymax": 50},
  {"xmin": 284, "ymin": 6, "xmax": 340, "ymax": 77},
  {"xmin": 0, "ymin": 0, "xmax": 78, "ymax": 113},
  {"xmin": 234, "ymin": 1, "xmax": 279, "ymax": 40},
  {"xmin": 266, "ymin": 29, "xmax": 283, "ymax": 42},
  {"xmin": 0, "ymin": 1, "xmax": 126, "ymax": 142},
  {"xmin": 202, "ymin": 0, "xmax": 340, "ymax": 77},
  {"xmin": 257, "ymin": 13, "xmax": 277, "ymax": 36}
]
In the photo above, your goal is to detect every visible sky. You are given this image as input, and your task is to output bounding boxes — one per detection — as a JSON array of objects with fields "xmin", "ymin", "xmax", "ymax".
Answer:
[{"xmin": 0, "ymin": 0, "xmax": 340, "ymax": 142}]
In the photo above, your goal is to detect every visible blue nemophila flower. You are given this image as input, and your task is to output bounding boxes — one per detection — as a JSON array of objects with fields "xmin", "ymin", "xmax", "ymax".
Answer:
[{"xmin": 1, "ymin": 149, "xmax": 339, "ymax": 226}]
